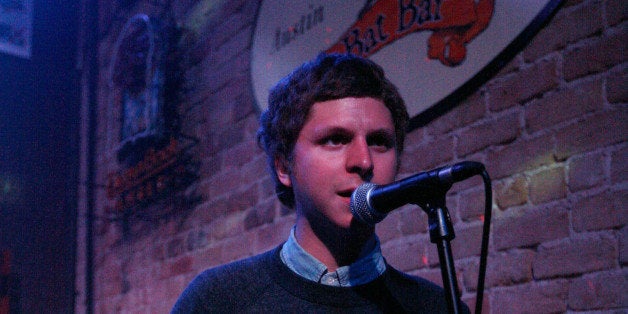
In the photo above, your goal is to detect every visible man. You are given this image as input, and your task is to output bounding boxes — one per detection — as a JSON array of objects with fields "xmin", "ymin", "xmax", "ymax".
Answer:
[{"xmin": 172, "ymin": 53, "xmax": 462, "ymax": 313}]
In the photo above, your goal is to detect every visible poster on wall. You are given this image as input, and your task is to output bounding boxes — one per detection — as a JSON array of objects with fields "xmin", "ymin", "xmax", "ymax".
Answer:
[
  {"xmin": 251, "ymin": 0, "xmax": 563, "ymax": 129},
  {"xmin": 105, "ymin": 14, "xmax": 198, "ymax": 215},
  {"xmin": 0, "ymin": 0, "xmax": 32, "ymax": 59}
]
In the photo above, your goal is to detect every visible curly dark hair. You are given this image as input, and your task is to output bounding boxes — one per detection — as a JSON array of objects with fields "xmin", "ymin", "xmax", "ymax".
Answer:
[{"xmin": 257, "ymin": 53, "xmax": 409, "ymax": 208}]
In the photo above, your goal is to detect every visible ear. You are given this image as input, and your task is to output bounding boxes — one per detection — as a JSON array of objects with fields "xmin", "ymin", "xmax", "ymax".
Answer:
[{"xmin": 275, "ymin": 157, "xmax": 292, "ymax": 187}]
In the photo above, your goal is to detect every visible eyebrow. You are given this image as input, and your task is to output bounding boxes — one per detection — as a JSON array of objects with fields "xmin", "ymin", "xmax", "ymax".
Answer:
[
  {"xmin": 367, "ymin": 128, "xmax": 395, "ymax": 137},
  {"xmin": 312, "ymin": 126, "xmax": 395, "ymax": 141}
]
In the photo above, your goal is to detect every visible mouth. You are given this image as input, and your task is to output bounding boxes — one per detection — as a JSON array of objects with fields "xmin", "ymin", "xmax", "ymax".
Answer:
[{"xmin": 337, "ymin": 187, "xmax": 357, "ymax": 201}]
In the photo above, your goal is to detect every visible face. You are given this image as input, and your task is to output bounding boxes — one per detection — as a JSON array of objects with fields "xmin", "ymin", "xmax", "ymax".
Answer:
[{"xmin": 276, "ymin": 97, "xmax": 398, "ymax": 230}]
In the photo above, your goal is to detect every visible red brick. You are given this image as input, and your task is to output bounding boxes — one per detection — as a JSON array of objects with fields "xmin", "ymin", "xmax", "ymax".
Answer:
[
  {"xmin": 491, "ymin": 280, "xmax": 569, "ymax": 313},
  {"xmin": 525, "ymin": 79, "xmax": 603, "ymax": 134},
  {"xmin": 556, "ymin": 109, "xmax": 628, "ymax": 160},
  {"xmin": 498, "ymin": 53, "xmax": 524, "ymax": 75},
  {"xmin": 212, "ymin": 122, "xmax": 247, "ymax": 154},
  {"xmin": 450, "ymin": 223, "xmax": 483, "ymax": 259},
  {"xmin": 204, "ymin": 170, "xmax": 245, "ymax": 201},
  {"xmin": 486, "ymin": 132, "xmax": 555, "ymax": 179},
  {"xmin": 150, "ymin": 241, "xmax": 167, "ymax": 262},
  {"xmin": 494, "ymin": 175, "xmax": 528, "ymax": 210},
  {"xmin": 171, "ymin": 0, "xmax": 197, "ymax": 21},
  {"xmin": 243, "ymin": 199, "xmax": 275, "ymax": 230},
  {"xmin": 493, "ymin": 205, "xmax": 569, "ymax": 250},
  {"xmin": 402, "ymin": 127, "xmax": 428, "ymax": 152},
  {"xmin": 611, "ymin": 144, "xmax": 628, "ymax": 183},
  {"xmin": 145, "ymin": 276, "xmax": 189, "ymax": 307},
  {"xmin": 606, "ymin": 68, "xmax": 628, "ymax": 103},
  {"xmin": 567, "ymin": 152, "xmax": 606, "ymax": 192},
  {"xmin": 166, "ymin": 237, "xmax": 185, "ymax": 258},
  {"xmin": 572, "ymin": 189, "xmax": 628, "ymax": 232},
  {"xmin": 202, "ymin": 84, "xmax": 247, "ymax": 124},
  {"xmin": 564, "ymin": 28, "xmax": 627, "ymax": 81},
  {"xmin": 529, "ymin": 166, "xmax": 566, "ymax": 204},
  {"xmin": 96, "ymin": 259, "xmax": 124, "ymax": 298},
  {"xmin": 398, "ymin": 205, "xmax": 429, "ymax": 235},
  {"xmin": 425, "ymin": 92, "xmax": 486, "ymax": 136},
  {"xmin": 117, "ymin": 286, "xmax": 148, "ymax": 312},
  {"xmin": 461, "ymin": 291, "xmax": 489, "ymax": 314},
  {"xmin": 375, "ymin": 205, "xmax": 427, "ymax": 241},
  {"xmin": 413, "ymin": 267, "xmax": 445, "ymax": 288},
  {"xmin": 524, "ymin": 1, "xmax": 604, "ymax": 62},
  {"xmin": 242, "ymin": 157, "xmax": 271, "ymax": 188},
  {"xmin": 96, "ymin": 298, "xmax": 121, "ymax": 314},
  {"xmin": 253, "ymin": 217, "xmax": 293, "ymax": 252},
  {"xmin": 487, "ymin": 59, "xmax": 560, "ymax": 111},
  {"xmin": 227, "ymin": 184, "xmax": 259, "ymax": 212},
  {"xmin": 185, "ymin": 228, "xmax": 209, "ymax": 252},
  {"xmin": 126, "ymin": 266, "xmax": 152, "ymax": 291},
  {"xmin": 160, "ymin": 255, "xmax": 194, "ymax": 279},
  {"xmin": 375, "ymin": 210, "xmax": 402, "ymax": 243},
  {"xmin": 382, "ymin": 235, "xmax": 429, "ymax": 272},
  {"xmin": 606, "ymin": 0, "xmax": 628, "ymax": 26},
  {"xmin": 211, "ymin": 8, "xmax": 257, "ymax": 51},
  {"xmin": 211, "ymin": 26, "xmax": 252, "ymax": 67},
  {"xmin": 456, "ymin": 187, "xmax": 486, "ymax": 221},
  {"xmin": 191, "ymin": 198, "xmax": 227, "ymax": 226},
  {"xmin": 191, "ymin": 244, "xmax": 222, "ymax": 270},
  {"xmin": 207, "ymin": 211, "xmax": 245, "ymax": 241},
  {"xmin": 461, "ymin": 249, "xmax": 535, "ymax": 290},
  {"xmin": 533, "ymin": 233, "xmax": 617, "ymax": 279},
  {"xmin": 456, "ymin": 112, "xmax": 521, "ymax": 157},
  {"xmin": 219, "ymin": 232, "xmax": 256, "ymax": 263},
  {"xmin": 400, "ymin": 135, "xmax": 455, "ymax": 174},
  {"xmin": 620, "ymin": 225, "xmax": 628, "ymax": 265},
  {"xmin": 238, "ymin": 109, "xmax": 261, "ymax": 138},
  {"xmin": 568, "ymin": 270, "xmax": 628, "ymax": 310},
  {"xmin": 202, "ymin": 52, "xmax": 252, "ymax": 100},
  {"xmin": 185, "ymin": 0, "xmax": 250, "ymax": 64}
]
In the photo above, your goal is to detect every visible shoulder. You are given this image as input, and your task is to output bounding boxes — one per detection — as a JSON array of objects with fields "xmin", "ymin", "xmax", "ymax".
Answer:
[
  {"xmin": 196, "ymin": 248, "xmax": 274, "ymax": 285},
  {"xmin": 171, "ymin": 246, "xmax": 280, "ymax": 313},
  {"xmin": 384, "ymin": 265, "xmax": 444, "ymax": 295},
  {"xmin": 382, "ymin": 264, "xmax": 465, "ymax": 313}
]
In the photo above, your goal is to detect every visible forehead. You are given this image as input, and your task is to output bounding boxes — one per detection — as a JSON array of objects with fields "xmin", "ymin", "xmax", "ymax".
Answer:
[{"xmin": 303, "ymin": 97, "xmax": 394, "ymax": 132}]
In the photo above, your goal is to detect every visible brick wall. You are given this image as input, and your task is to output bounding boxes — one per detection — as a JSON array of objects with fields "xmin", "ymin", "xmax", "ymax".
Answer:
[{"xmin": 76, "ymin": 0, "xmax": 627, "ymax": 313}]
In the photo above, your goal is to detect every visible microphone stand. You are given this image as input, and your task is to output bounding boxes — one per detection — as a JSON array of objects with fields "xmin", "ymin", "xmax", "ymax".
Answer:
[{"xmin": 419, "ymin": 192, "xmax": 464, "ymax": 314}]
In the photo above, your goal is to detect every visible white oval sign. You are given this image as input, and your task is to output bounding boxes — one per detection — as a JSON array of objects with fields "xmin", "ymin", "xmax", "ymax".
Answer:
[{"xmin": 251, "ymin": 0, "xmax": 562, "ymax": 128}]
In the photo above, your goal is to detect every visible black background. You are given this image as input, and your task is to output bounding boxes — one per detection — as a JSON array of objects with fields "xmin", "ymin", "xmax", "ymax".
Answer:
[{"xmin": 0, "ymin": 1, "xmax": 79, "ymax": 312}]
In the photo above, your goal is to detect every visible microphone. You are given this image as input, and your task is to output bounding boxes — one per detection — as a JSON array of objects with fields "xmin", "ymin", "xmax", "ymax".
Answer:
[{"xmin": 350, "ymin": 161, "xmax": 485, "ymax": 225}]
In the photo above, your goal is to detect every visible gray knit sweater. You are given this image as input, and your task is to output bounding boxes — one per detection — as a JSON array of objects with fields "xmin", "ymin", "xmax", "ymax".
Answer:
[{"xmin": 171, "ymin": 245, "xmax": 464, "ymax": 313}]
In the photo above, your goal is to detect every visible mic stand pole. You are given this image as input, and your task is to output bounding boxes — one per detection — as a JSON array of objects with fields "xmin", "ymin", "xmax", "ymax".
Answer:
[{"xmin": 421, "ymin": 194, "xmax": 463, "ymax": 314}]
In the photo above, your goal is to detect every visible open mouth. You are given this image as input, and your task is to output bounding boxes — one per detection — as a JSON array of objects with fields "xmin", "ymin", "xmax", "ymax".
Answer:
[{"xmin": 337, "ymin": 189, "xmax": 355, "ymax": 198}]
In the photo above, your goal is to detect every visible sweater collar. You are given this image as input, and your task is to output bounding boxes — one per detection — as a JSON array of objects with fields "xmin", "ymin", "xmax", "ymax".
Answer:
[{"xmin": 280, "ymin": 227, "xmax": 386, "ymax": 287}]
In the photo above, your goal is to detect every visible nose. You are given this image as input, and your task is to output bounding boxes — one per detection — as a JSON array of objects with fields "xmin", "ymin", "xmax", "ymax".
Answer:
[{"xmin": 346, "ymin": 138, "xmax": 374, "ymax": 181}]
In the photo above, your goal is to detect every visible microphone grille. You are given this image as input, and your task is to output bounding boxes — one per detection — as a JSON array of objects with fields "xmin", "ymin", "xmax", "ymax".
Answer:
[{"xmin": 350, "ymin": 183, "xmax": 386, "ymax": 225}]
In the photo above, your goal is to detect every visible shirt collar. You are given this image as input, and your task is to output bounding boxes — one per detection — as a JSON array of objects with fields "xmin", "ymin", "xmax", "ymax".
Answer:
[{"xmin": 280, "ymin": 227, "xmax": 386, "ymax": 287}]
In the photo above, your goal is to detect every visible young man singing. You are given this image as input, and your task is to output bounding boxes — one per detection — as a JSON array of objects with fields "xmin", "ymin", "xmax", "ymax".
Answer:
[{"xmin": 172, "ymin": 53, "xmax": 464, "ymax": 313}]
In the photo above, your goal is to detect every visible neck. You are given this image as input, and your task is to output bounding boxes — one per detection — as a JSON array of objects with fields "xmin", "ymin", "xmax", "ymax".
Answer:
[{"xmin": 294, "ymin": 216, "xmax": 375, "ymax": 272}]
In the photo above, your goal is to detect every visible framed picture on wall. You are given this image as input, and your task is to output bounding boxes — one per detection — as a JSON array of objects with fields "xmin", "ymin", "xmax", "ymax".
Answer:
[{"xmin": 0, "ymin": 0, "xmax": 32, "ymax": 59}]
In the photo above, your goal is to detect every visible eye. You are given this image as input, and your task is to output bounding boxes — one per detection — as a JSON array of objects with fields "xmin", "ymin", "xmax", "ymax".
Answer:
[
  {"xmin": 367, "ymin": 132, "xmax": 395, "ymax": 151},
  {"xmin": 321, "ymin": 133, "xmax": 350, "ymax": 147}
]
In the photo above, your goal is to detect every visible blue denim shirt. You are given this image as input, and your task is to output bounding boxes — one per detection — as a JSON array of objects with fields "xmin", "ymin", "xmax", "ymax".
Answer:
[{"xmin": 280, "ymin": 227, "xmax": 386, "ymax": 287}]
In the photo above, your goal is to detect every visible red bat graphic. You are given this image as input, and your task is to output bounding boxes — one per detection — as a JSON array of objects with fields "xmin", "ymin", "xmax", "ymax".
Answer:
[{"xmin": 326, "ymin": 0, "xmax": 495, "ymax": 67}]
